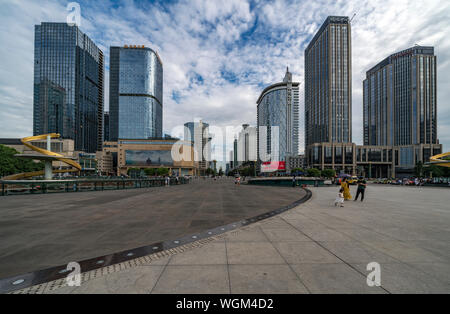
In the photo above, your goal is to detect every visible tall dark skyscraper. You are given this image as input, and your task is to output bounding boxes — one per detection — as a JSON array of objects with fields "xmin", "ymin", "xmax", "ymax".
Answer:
[
  {"xmin": 109, "ymin": 46, "xmax": 163, "ymax": 141},
  {"xmin": 305, "ymin": 16, "xmax": 352, "ymax": 148},
  {"xmin": 363, "ymin": 46, "xmax": 437, "ymax": 146},
  {"xmin": 33, "ymin": 22, "xmax": 104, "ymax": 153},
  {"xmin": 103, "ymin": 111, "xmax": 110, "ymax": 142}
]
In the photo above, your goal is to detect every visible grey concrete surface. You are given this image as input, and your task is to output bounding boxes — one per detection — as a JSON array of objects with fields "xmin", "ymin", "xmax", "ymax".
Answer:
[
  {"xmin": 0, "ymin": 178, "xmax": 306, "ymax": 278},
  {"xmin": 20, "ymin": 184, "xmax": 450, "ymax": 294},
  {"xmin": 46, "ymin": 184, "xmax": 450, "ymax": 294}
]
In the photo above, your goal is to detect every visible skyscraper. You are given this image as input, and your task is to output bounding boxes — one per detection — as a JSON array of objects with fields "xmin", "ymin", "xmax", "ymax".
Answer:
[
  {"xmin": 184, "ymin": 120, "xmax": 211, "ymax": 173},
  {"xmin": 237, "ymin": 124, "xmax": 257, "ymax": 164},
  {"xmin": 257, "ymin": 68, "xmax": 299, "ymax": 163},
  {"xmin": 305, "ymin": 16, "xmax": 352, "ymax": 148},
  {"xmin": 33, "ymin": 22, "xmax": 104, "ymax": 153},
  {"xmin": 363, "ymin": 46, "xmax": 437, "ymax": 146},
  {"xmin": 103, "ymin": 111, "xmax": 110, "ymax": 142},
  {"xmin": 109, "ymin": 45, "xmax": 163, "ymax": 141}
]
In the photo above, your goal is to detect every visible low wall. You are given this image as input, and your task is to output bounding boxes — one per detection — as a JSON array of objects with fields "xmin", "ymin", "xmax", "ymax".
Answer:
[{"xmin": 0, "ymin": 177, "xmax": 190, "ymax": 196}]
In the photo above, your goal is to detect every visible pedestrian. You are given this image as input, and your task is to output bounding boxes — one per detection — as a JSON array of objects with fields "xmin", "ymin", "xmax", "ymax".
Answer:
[
  {"xmin": 292, "ymin": 175, "xmax": 296, "ymax": 187},
  {"xmin": 335, "ymin": 188, "xmax": 345, "ymax": 207},
  {"xmin": 341, "ymin": 178, "xmax": 352, "ymax": 201},
  {"xmin": 354, "ymin": 177, "xmax": 367, "ymax": 202}
]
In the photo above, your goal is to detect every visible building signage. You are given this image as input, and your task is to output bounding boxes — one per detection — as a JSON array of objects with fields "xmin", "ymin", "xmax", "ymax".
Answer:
[
  {"xmin": 125, "ymin": 150, "xmax": 173, "ymax": 166},
  {"xmin": 261, "ymin": 161, "xmax": 286, "ymax": 172}
]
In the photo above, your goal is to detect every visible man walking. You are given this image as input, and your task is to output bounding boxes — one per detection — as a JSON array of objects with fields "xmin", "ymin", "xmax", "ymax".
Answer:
[{"xmin": 354, "ymin": 177, "xmax": 367, "ymax": 202}]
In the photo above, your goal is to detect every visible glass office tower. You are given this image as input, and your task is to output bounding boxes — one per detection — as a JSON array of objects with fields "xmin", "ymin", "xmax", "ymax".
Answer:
[
  {"xmin": 184, "ymin": 121, "xmax": 211, "ymax": 172},
  {"xmin": 305, "ymin": 16, "xmax": 352, "ymax": 147},
  {"xmin": 33, "ymin": 22, "xmax": 104, "ymax": 153},
  {"xmin": 363, "ymin": 46, "xmax": 437, "ymax": 146},
  {"xmin": 103, "ymin": 111, "xmax": 110, "ymax": 142},
  {"xmin": 109, "ymin": 46, "xmax": 163, "ymax": 141},
  {"xmin": 256, "ymin": 68, "xmax": 300, "ymax": 163}
]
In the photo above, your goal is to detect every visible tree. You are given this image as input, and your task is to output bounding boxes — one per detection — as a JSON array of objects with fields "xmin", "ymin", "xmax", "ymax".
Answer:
[
  {"xmin": 218, "ymin": 167, "xmax": 224, "ymax": 176},
  {"xmin": 414, "ymin": 161, "xmax": 424, "ymax": 177},
  {"xmin": 306, "ymin": 168, "xmax": 321, "ymax": 178},
  {"xmin": 0, "ymin": 144, "xmax": 44, "ymax": 177},
  {"xmin": 127, "ymin": 168, "xmax": 143, "ymax": 177},
  {"xmin": 144, "ymin": 168, "xmax": 157, "ymax": 176},
  {"xmin": 424, "ymin": 165, "xmax": 444, "ymax": 178},
  {"xmin": 157, "ymin": 167, "xmax": 169, "ymax": 176},
  {"xmin": 321, "ymin": 169, "xmax": 336, "ymax": 178}
]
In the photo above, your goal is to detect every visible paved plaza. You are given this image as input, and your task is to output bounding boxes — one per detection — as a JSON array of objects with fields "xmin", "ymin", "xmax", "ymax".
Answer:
[
  {"xmin": 0, "ymin": 178, "xmax": 305, "ymax": 279},
  {"xmin": 39, "ymin": 183, "xmax": 450, "ymax": 294}
]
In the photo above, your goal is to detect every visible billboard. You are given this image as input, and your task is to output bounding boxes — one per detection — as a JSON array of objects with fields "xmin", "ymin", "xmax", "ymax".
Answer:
[
  {"xmin": 125, "ymin": 150, "xmax": 173, "ymax": 166},
  {"xmin": 261, "ymin": 161, "xmax": 286, "ymax": 173}
]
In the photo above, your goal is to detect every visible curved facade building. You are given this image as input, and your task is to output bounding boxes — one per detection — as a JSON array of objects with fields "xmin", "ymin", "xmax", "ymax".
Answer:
[
  {"xmin": 257, "ymin": 69, "xmax": 299, "ymax": 163},
  {"xmin": 109, "ymin": 46, "xmax": 163, "ymax": 141}
]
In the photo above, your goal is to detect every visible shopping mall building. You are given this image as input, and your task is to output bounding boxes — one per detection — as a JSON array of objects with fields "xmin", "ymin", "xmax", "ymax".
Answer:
[{"xmin": 102, "ymin": 138, "xmax": 198, "ymax": 176}]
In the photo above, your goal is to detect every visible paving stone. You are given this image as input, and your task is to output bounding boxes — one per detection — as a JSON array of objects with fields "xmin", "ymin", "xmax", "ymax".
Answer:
[
  {"xmin": 225, "ymin": 227, "xmax": 268, "ymax": 242},
  {"xmin": 296, "ymin": 227, "xmax": 354, "ymax": 242},
  {"xmin": 405, "ymin": 263, "xmax": 450, "ymax": 284},
  {"xmin": 229, "ymin": 265, "xmax": 309, "ymax": 294},
  {"xmin": 261, "ymin": 228, "xmax": 311, "ymax": 242},
  {"xmin": 227, "ymin": 242, "xmax": 286, "ymax": 265},
  {"xmin": 337, "ymin": 227, "xmax": 397, "ymax": 243},
  {"xmin": 291, "ymin": 263, "xmax": 386, "ymax": 294},
  {"xmin": 168, "ymin": 243, "xmax": 227, "ymax": 265},
  {"xmin": 362, "ymin": 240, "xmax": 446, "ymax": 263},
  {"xmin": 0, "ymin": 180, "xmax": 305, "ymax": 278},
  {"xmin": 47, "ymin": 266, "xmax": 164, "ymax": 294},
  {"xmin": 33, "ymin": 184, "xmax": 450, "ymax": 294},
  {"xmin": 151, "ymin": 265, "xmax": 229, "ymax": 294},
  {"xmin": 352, "ymin": 263, "xmax": 450, "ymax": 294},
  {"xmin": 318, "ymin": 241, "xmax": 398, "ymax": 264},
  {"xmin": 273, "ymin": 242, "xmax": 342, "ymax": 264}
]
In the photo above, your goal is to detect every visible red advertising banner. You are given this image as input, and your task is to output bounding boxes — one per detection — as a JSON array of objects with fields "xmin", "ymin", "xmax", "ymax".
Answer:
[{"xmin": 261, "ymin": 161, "xmax": 286, "ymax": 172}]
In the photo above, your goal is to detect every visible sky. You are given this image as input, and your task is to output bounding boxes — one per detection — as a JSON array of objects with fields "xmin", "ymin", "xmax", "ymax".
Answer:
[{"xmin": 1, "ymin": 0, "xmax": 449, "ymax": 161}]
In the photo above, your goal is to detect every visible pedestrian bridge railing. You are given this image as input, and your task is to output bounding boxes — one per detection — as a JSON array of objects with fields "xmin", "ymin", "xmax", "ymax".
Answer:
[{"xmin": 0, "ymin": 177, "xmax": 190, "ymax": 196}]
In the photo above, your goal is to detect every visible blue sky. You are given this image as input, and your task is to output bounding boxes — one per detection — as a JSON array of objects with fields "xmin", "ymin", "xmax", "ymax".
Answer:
[{"xmin": 1, "ymin": 0, "xmax": 450, "ymax": 158}]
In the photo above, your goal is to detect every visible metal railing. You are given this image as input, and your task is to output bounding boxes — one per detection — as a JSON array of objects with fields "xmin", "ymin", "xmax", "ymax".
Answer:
[{"xmin": 0, "ymin": 177, "xmax": 190, "ymax": 196}]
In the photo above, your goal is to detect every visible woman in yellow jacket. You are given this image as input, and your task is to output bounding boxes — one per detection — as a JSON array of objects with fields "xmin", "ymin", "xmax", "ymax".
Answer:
[{"xmin": 340, "ymin": 178, "xmax": 352, "ymax": 201}]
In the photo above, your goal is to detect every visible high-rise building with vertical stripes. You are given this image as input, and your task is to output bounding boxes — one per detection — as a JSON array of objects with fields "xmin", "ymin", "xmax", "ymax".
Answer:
[
  {"xmin": 33, "ymin": 22, "xmax": 104, "ymax": 153},
  {"xmin": 363, "ymin": 46, "xmax": 437, "ymax": 146},
  {"xmin": 304, "ymin": 16, "xmax": 352, "ymax": 148}
]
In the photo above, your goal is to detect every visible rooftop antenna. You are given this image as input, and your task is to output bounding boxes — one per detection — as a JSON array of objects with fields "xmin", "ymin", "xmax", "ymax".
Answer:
[{"xmin": 350, "ymin": 12, "xmax": 357, "ymax": 23}]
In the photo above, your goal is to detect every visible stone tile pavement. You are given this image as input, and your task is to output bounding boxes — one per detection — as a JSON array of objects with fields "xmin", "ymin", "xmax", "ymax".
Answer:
[{"xmin": 21, "ymin": 184, "xmax": 450, "ymax": 294}]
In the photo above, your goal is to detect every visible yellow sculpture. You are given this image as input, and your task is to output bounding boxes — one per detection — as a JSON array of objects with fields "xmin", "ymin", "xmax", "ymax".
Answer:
[
  {"xmin": 429, "ymin": 152, "xmax": 450, "ymax": 168},
  {"xmin": 2, "ymin": 133, "xmax": 81, "ymax": 180}
]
